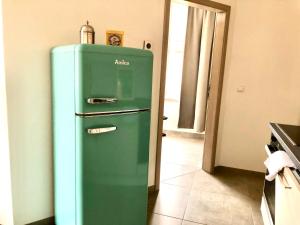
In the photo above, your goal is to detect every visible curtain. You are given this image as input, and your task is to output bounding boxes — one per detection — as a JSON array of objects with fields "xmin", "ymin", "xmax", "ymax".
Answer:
[
  {"xmin": 178, "ymin": 7, "xmax": 204, "ymax": 128},
  {"xmin": 178, "ymin": 7, "xmax": 216, "ymax": 132},
  {"xmin": 194, "ymin": 11, "xmax": 216, "ymax": 133}
]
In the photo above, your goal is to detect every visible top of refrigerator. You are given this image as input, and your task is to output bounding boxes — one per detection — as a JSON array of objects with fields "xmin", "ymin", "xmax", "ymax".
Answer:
[
  {"xmin": 52, "ymin": 44, "xmax": 153, "ymax": 57},
  {"xmin": 51, "ymin": 44, "xmax": 153, "ymax": 115}
]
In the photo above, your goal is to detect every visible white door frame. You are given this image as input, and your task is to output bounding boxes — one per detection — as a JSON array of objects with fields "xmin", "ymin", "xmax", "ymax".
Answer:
[{"xmin": 154, "ymin": 0, "xmax": 231, "ymax": 191}]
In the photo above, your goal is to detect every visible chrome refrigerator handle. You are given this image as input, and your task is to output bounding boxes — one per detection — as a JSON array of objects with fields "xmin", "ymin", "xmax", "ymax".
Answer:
[
  {"xmin": 87, "ymin": 98, "xmax": 118, "ymax": 104},
  {"xmin": 87, "ymin": 127, "xmax": 117, "ymax": 135}
]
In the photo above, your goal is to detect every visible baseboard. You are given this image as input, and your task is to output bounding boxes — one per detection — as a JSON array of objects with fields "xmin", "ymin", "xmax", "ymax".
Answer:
[
  {"xmin": 26, "ymin": 217, "xmax": 54, "ymax": 225},
  {"xmin": 26, "ymin": 186, "xmax": 157, "ymax": 225},
  {"xmin": 214, "ymin": 165, "xmax": 265, "ymax": 177},
  {"xmin": 148, "ymin": 185, "xmax": 157, "ymax": 194}
]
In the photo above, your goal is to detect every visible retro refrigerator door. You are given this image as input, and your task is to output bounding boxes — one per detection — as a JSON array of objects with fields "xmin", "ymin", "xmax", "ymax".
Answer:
[
  {"xmin": 75, "ymin": 111, "xmax": 150, "ymax": 225},
  {"xmin": 74, "ymin": 45, "xmax": 153, "ymax": 114}
]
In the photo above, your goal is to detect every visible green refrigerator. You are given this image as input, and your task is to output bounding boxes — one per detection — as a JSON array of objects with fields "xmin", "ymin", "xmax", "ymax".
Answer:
[{"xmin": 51, "ymin": 44, "xmax": 153, "ymax": 225}]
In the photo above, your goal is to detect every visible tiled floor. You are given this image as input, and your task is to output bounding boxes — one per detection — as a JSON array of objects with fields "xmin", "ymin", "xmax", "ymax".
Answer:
[{"xmin": 148, "ymin": 135, "xmax": 264, "ymax": 225}]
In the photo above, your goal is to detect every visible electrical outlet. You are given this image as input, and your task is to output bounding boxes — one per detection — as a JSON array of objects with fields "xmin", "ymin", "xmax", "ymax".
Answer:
[{"xmin": 143, "ymin": 40, "xmax": 152, "ymax": 50}]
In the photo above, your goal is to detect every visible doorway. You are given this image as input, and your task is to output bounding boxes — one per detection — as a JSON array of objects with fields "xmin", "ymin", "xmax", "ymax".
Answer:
[{"xmin": 155, "ymin": 0, "xmax": 231, "ymax": 190}]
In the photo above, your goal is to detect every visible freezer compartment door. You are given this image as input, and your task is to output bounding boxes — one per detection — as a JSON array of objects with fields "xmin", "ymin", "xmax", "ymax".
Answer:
[
  {"xmin": 75, "ymin": 111, "xmax": 150, "ymax": 225},
  {"xmin": 74, "ymin": 45, "xmax": 153, "ymax": 114}
]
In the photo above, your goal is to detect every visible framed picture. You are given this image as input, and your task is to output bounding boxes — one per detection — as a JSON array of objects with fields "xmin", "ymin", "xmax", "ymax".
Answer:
[{"xmin": 106, "ymin": 30, "xmax": 124, "ymax": 47}]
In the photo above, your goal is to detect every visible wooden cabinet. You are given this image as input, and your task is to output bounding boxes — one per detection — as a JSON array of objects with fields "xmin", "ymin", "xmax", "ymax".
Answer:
[{"xmin": 275, "ymin": 168, "xmax": 300, "ymax": 225}]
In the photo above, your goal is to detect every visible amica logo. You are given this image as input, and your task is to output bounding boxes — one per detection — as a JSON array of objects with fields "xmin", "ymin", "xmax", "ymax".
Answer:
[{"xmin": 114, "ymin": 59, "xmax": 130, "ymax": 66}]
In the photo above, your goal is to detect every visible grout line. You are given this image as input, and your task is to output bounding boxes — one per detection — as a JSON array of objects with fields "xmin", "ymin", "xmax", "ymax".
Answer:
[
  {"xmin": 160, "ymin": 170, "xmax": 262, "ymax": 199},
  {"xmin": 180, "ymin": 167, "xmax": 198, "ymax": 225},
  {"xmin": 152, "ymin": 212, "xmax": 183, "ymax": 220},
  {"xmin": 249, "ymin": 201, "xmax": 259, "ymax": 225},
  {"xmin": 182, "ymin": 218, "xmax": 207, "ymax": 225},
  {"xmin": 153, "ymin": 209, "xmax": 212, "ymax": 225},
  {"xmin": 181, "ymin": 184, "xmax": 192, "ymax": 224},
  {"xmin": 161, "ymin": 170, "xmax": 200, "ymax": 183},
  {"xmin": 161, "ymin": 160, "xmax": 203, "ymax": 169},
  {"xmin": 158, "ymin": 136, "xmax": 262, "ymax": 225}
]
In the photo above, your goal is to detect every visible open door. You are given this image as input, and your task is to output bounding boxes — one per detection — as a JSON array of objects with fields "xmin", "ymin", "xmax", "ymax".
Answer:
[
  {"xmin": 155, "ymin": 0, "xmax": 231, "ymax": 191},
  {"xmin": 202, "ymin": 12, "xmax": 230, "ymax": 173}
]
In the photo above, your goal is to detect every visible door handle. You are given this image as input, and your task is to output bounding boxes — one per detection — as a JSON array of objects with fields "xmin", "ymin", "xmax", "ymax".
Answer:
[
  {"xmin": 87, "ymin": 98, "xmax": 118, "ymax": 104},
  {"xmin": 87, "ymin": 126, "xmax": 117, "ymax": 134}
]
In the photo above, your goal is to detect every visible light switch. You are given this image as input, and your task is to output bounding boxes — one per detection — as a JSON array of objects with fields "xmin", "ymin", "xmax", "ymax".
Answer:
[{"xmin": 237, "ymin": 86, "xmax": 245, "ymax": 93}]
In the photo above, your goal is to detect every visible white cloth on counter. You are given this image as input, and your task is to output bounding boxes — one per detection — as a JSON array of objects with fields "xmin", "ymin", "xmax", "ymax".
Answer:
[{"xmin": 264, "ymin": 151, "xmax": 296, "ymax": 181}]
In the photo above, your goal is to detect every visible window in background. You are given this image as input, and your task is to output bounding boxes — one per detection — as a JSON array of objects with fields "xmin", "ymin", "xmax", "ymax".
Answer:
[{"xmin": 163, "ymin": 2, "xmax": 188, "ymax": 131}]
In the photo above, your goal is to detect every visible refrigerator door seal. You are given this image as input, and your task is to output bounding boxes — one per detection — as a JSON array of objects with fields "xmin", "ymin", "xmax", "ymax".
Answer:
[{"xmin": 75, "ymin": 108, "xmax": 150, "ymax": 117}]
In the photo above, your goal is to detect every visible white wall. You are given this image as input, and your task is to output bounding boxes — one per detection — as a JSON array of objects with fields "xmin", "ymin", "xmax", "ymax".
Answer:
[
  {"xmin": 2, "ymin": 0, "xmax": 164, "ymax": 224},
  {"xmin": 216, "ymin": 0, "xmax": 300, "ymax": 172},
  {"xmin": 0, "ymin": 0, "xmax": 14, "ymax": 224},
  {"xmin": 4, "ymin": 0, "xmax": 300, "ymax": 223}
]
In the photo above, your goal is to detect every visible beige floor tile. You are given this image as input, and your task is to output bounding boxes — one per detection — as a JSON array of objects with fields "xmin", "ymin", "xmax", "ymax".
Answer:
[
  {"xmin": 184, "ymin": 191, "xmax": 232, "ymax": 225},
  {"xmin": 160, "ymin": 162, "xmax": 199, "ymax": 181},
  {"xmin": 157, "ymin": 135, "xmax": 264, "ymax": 225},
  {"xmin": 191, "ymin": 170, "xmax": 228, "ymax": 193},
  {"xmin": 149, "ymin": 184, "xmax": 190, "ymax": 219},
  {"xmin": 182, "ymin": 220, "xmax": 205, "ymax": 225},
  {"xmin": 163, "ymin": 172, "xmax": 196, "ymax": 189},
  {"xmin": 160, "ymin": 135, "xmax": 203, "ymax": 181},
  {"xmin": 148, "ymin": 213, "xmax": 182, "ymax": 225},
  {"xmin": 230, "ymin": 206, "xmax": 254, "ymax": 225},
  {"xmin": 191, "ymin": 170, "xmax": 250, "ymax": 199},
  {"xmin": 251, "ymin": 208, "xmax": 264, "ymax": 225},
  {"xmin": 161, "ymin": 136, "xmax": 203, "ymax": 168},
  {"xmin": 184, "ymin": 190, "xmax": 255, "ymax": 225},
  {"xmin": 225, "ymin": 194, "xmax": 253, "ymax": 209}
]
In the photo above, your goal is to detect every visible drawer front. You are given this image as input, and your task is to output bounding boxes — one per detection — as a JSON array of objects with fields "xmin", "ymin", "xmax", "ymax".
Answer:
[{"xmin": 275, "ymin": 168, "xmax": 300, "ymax": 225}]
